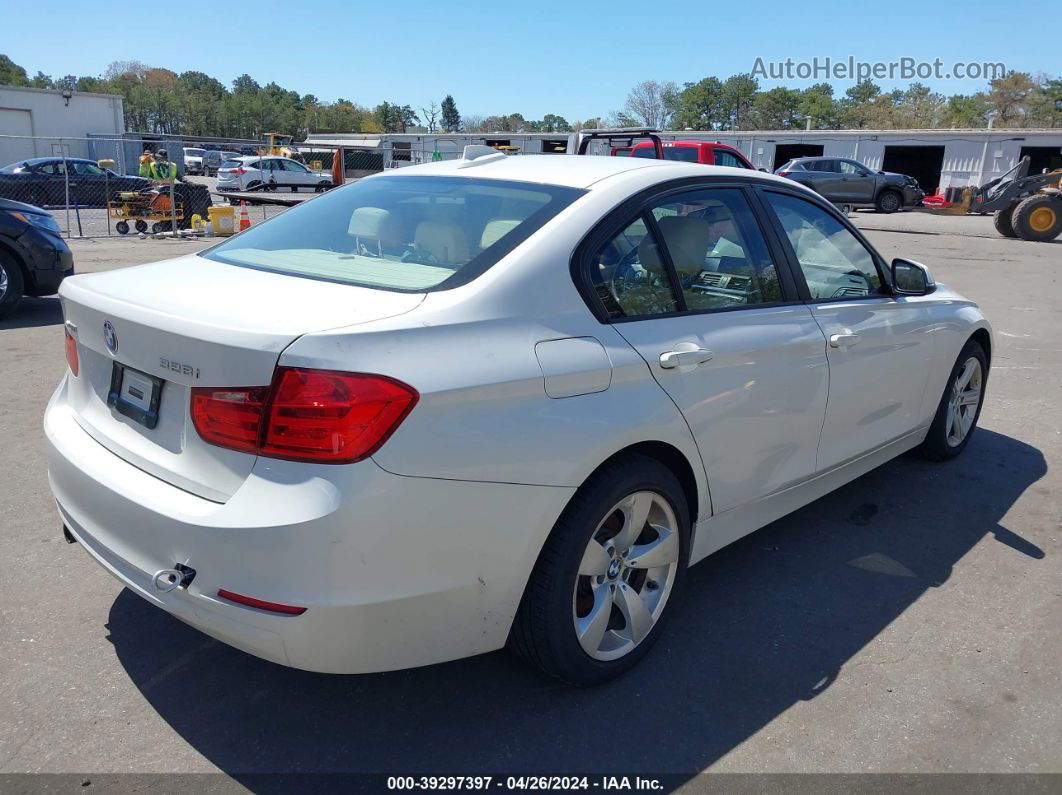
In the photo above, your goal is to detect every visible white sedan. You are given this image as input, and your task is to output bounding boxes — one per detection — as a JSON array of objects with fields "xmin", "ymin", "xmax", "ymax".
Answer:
[
  {"xmin": 216, "ymin": 155, "xmax": 332, "ymax": 193},
  {"xmin": 46, "ymin": 149, "xmax": 991, "ymax": 685}
]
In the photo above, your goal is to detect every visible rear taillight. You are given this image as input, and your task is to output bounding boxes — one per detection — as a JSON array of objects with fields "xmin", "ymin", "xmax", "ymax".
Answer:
[
  {"xmin": 64, "ymin": 330, "xmax": 79, "ymax": 376},
  {"xmin": 191, "ymin": 368, "xmax": 418, "ymax": 464},
  {"xmin": 778, "ymin": 171, "xmax": 791, "ymax": 178},
  {"xmin": 232, "ymin": 168, "xmax": 246, "ymax": 175}
]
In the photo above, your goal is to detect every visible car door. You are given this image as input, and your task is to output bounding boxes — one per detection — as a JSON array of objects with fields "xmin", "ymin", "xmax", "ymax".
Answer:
[
  {"xmin": 839, "ymin": 160, "xmax": 875, "ymax": 203},
  {"xmin": 31, "ymin": 161, "xmax": 68, "ymax": 206},
  {"xmin": 69, "ymin": 161, "xmax": 109, "ymax": 206},
  {"xmin": 580, "ymin": 183, "xmax": 830, "ymax": 514},
  {"xmin": 280, "ymin": 159, "xmax": 312, "ymax": 190},
  {"xmin": 808, "ymin": 159, "xmax": 846, "ymax": 200},
  {"xmin": 760, "ymin": 189, "xmax": 935, "ymax": 470}
]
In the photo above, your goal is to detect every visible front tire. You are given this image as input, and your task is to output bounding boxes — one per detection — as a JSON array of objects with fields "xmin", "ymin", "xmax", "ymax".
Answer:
[
  {"xmin": 875, "ymin": 189, "xmax": 903, "ymax": 213},
  {"xmin": 509, "ymin": 453, "xmax": 690, "ymax": 686},
  {"xmin": 916, "ymin": 339, "xmax": 988, "ymax": 461},
  {"xmin": 1012, "ymin": 194, "xmax": 1062, "ymax": 242},
  {"xmin": 0, "ymin": 254, "xmax": 26, "ymax": 319},
  {"xmin": 993, "ymin": 202, "xmax": 1019, "ymax": 238}
]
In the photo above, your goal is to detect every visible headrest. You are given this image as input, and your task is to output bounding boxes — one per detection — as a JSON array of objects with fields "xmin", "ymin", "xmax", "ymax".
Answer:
[
  {"xmin": 639, "ymin": 216, "xmax": 713, "ymax": 276},
  {"xmin": 348, "ymin": 207, "xmax": 403, "ymax": 246},
  {"xmin": 414, "ymin": 221, "xmax": 469, "ymax": 264},
  {"xmin": 480, "ymin": 218, "xmax": 520, "ymax": 249}
]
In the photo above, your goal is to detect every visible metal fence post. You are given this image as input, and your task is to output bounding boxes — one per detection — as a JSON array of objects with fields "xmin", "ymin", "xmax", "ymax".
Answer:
[{"xmin": 62, "ymin": 141, "xmax": 71, "ymax": 239}]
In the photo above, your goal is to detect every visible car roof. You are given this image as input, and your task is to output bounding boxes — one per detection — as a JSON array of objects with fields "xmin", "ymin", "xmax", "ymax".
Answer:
[{"xmin": 383, "ymin": 153, "xmax": 788, "ymax": 190}]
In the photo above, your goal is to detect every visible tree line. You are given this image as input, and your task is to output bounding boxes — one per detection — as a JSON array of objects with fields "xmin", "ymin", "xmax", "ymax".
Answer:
[
  {"xmin": 1, "ymin": 54, "xmax": 1058, "ymax": 140},
  {"xmin": 619, "ymin": 72, "xmax": 1060, "ymax": 131}
]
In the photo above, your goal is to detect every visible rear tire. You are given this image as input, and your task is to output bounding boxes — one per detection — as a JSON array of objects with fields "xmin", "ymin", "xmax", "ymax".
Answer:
[
  {"xmin": 0, "ymin": 253, "xmax": 26, "ymax": 319},
  {"xmin": 509, "ymin": 453, "xmax": 690, "ymax": 686},
  {"xmin": 875, "ymin": 189, "xmax": 903, "ymax": 213},
  {"xmin": 993, "ymin": 203, "xmax": 1019, "ymax": 238},
  {"xmin": 916, "ymin": 339, "xmax": 988, "ymax": 461},
  {"xmin": 1012, "ymin": 194, "xmax": 1062, "ymax": 242}
]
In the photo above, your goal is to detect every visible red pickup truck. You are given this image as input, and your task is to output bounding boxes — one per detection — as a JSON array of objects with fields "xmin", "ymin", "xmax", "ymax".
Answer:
[{"xmin": 628, "ymin": 140, "xmax": 756, "ymax": 169}]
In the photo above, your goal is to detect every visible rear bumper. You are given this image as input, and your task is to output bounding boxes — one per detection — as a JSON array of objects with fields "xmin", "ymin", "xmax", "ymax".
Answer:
[{"xmin": 45, "ymin": 381, "xmax": 573, "ymax": 673}]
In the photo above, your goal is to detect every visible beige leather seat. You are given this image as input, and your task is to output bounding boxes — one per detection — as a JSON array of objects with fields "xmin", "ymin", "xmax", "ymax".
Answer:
[
  {"xmin": 480, "ymin": 218, "xmax": 520, "ymax": 250},
  {"xmin": 638, "ymin": 216, "xmax": 713, "ymax": 276},
  {"xmin": 414, "ymin": 221, "xmax": 470, "ymax": 264},
  {"xmin": 348, "ymin": 207, "xmax": 404, "ymax": 256}
]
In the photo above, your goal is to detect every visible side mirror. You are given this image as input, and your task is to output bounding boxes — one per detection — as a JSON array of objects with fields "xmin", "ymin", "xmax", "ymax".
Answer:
[
  {"xmin": 891, "ymin": 258, "xmax": 935, "ymax": 296},
  {"xmin": 758, "ymin": 167, "xmax": 768, "ymax": 172},
  {"xmin": 877, "ymin": 170, "xmax": 886, "ymax": 175}
]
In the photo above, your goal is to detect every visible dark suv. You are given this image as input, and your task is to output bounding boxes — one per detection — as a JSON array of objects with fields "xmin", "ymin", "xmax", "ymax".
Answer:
[{"xmin": 775, "ymin": 157, "xmax": 924, "ymax": 213}]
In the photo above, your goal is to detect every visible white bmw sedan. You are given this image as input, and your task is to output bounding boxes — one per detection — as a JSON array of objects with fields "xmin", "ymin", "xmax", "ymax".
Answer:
[{"xmin": 46, "ymin": 150, "xmax": 991, "ymax": 685}]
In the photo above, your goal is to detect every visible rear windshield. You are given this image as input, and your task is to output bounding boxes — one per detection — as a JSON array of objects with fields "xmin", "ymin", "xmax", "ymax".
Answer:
[
  {"xmin": 184, "ymin": 148, "xmax": 206, "ymax": 157},
  {"xmin": 203, "ymin": 175, "xmax": 585, "ymax": 292},
  {"xmin": 661, "ymin": 147, "xmax": 699, "ymax": 163},
  {"xmin": 220, "ymin": 160, "xmax": 243, "ymax": 169}
]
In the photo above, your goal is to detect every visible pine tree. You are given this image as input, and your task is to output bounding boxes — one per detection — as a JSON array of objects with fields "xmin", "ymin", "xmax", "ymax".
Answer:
[{"xmin": 441, "ymin": 94, "xmax": 461, "ymax": 132}]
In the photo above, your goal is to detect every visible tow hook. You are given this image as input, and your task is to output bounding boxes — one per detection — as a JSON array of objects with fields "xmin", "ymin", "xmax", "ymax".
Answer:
[
  {"xmin": 152, "ymin": 563, "xmax": 197, "ymax": 593},
  {"xmin": 62, "ymin": 525, "xmax": 76, "ymax": 544}
]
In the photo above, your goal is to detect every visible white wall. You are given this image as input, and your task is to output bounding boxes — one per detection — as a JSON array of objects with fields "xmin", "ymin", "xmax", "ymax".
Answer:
[{"xmin": 0, "ymin": 86, "xmax": 124, "ymax": 164}]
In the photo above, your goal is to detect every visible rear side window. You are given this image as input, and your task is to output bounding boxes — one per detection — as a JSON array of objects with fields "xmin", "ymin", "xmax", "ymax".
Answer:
[
  {"xmin": 204, "ymin": 175, "xmax": 584, "ymax": 292},
  {"xmin": 661, "ymin": 147, "xmax": 700, "ymax": 163},
  {"xmin": 585, "ymin": 187, "xmax": 784, "ymax": 319}
]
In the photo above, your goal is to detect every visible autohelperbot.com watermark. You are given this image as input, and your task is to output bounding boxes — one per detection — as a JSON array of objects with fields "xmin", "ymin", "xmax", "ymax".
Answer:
[{"xmin": 751, "ymin": 56, "xmax": 1006, "ymax": 82}]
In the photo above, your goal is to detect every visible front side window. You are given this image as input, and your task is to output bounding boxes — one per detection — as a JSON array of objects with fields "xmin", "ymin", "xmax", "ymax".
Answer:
[
  {"xmin": 839, "ymin": 160, "xmax": 866, "ymax": 175},
  {"xmin": 71, "ymin": 162, "xmax": 105, "ymax": 176},
  {"xmin": 765, "ymin": 191, "xmax": 882, "ymax": 300},
  {"xmin": 204, "ymin": 175, "xmax": 584, "ymax": 292},
  {"xmin": 586, "ymin": 187, "xmax": 784, "ymax": 319},
  {"xmin": 714, "ymin": 151, "xmax": 746, "ymax": 169}
]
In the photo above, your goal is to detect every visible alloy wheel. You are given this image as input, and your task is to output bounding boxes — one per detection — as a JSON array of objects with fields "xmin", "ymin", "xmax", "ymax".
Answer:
[
  {"xmin": 0, "ymin": 262, "xmax": 8, "ymax": 301},
  {"xmin": 573, "ymin": 491, "xmax": 680, "ymax": 661},
  {"xmin": 945, "ymin": 357, "xmax": 983, "ymax": 447}
]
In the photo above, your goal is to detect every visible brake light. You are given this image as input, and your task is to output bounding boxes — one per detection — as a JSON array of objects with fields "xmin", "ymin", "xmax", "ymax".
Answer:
[
  {"xmin": 232, "ymin": 168, "xmax": 246, "ymax": 175},
  {"xmin": 778, "ymin": 171, "xmax": 791, "ymax": 178},
  {"xmin": 191, "ymin": 368, "xmax": 418, "ymax": 463},
  {"xmin": 64, "ymin": 329, "xmax": 79, "ymax": 376}
]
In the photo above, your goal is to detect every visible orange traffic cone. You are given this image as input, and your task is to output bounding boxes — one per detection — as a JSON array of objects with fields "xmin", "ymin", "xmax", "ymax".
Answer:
[{"xmin": 238, "ymin": 200, "xmax": 251, "ymax": 232}]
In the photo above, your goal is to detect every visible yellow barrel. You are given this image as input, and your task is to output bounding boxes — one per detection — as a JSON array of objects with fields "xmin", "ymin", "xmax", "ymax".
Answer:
[{"xmin": 207, "ymin": 205, "xmax": 235, "ymax": 237}]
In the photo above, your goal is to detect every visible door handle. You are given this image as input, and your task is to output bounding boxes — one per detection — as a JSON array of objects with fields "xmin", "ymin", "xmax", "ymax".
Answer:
[
  {"xmin": 659, "ymin": 345, "xmax": 714, "ymax": 369},
  {"xmin": 829, "ymin": 333, "xmax": 861, "ymax": 348}
]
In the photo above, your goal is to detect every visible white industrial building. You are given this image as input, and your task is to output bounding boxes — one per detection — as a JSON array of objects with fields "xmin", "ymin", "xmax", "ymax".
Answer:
[
  {"xmin": 305, "ymin": 129, "xmax": 1062, "ymax": 195},
  {"xmin": 0, "ymin": 85, "xmax": 125, "ymax": 164}
]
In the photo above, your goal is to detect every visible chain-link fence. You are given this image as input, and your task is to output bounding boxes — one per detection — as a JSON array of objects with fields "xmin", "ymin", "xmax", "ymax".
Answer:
[{"xmin": 0, "ymin": 134, "xmax": 484, "ymax": 238}]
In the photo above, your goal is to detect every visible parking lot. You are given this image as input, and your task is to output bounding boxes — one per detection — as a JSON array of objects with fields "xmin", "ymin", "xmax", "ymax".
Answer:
[{"xmin": 0, "ymin": 211, "xmax": 1059, "ymax": 783}]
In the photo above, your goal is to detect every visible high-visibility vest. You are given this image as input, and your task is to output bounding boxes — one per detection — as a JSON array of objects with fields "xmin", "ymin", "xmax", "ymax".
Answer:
[
  {"xmin": 150, "ymin": 161, "xmax": 177, "ymax": 182},
  {"xmin": 138, "ymin": 156, "xmax": 152, "ymax": 178}
]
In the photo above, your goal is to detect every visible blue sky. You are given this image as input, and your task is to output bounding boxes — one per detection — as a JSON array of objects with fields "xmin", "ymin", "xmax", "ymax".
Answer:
[{"xmin": 3, "ymin": 0, "xmax": 1059, "ymax": 121}]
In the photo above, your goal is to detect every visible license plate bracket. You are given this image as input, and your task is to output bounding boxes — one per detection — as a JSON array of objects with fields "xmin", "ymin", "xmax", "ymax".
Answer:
[{"xmin": 107, "ymin": 362, "xmax": 163, "ymax": 429}]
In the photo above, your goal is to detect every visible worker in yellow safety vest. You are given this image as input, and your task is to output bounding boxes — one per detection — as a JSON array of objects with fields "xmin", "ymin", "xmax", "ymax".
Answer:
[
  {"xmin": 149, "ymin": 149, "xmax": 181, "ymax": 184},
  {"xmin": 138, "ymin": 149, "xmax": 153, "ymax": 178}
]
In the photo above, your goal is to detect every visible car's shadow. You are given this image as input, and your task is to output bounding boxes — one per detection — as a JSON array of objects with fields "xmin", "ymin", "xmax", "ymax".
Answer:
[
  {"xmin": 0, "ymin": 296, "xmax": 63, "ymax": 329},
  {"xmin": 106, "ymin": 428, "xmax": 1044, "ymax": 787}
]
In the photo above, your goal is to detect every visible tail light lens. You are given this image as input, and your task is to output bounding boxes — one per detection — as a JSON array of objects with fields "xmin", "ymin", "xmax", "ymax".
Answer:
[
  {"xmin": 64, "ymin": 329, "xmax": 79, "ymax": 376},
  {"xmin": 778, "ymin": 171, "xmax": 791, "ymax": 178},
  {"xmin": 232, "ymin": 168, "xmax": 246, "ymax": 175},
  {"xmin": 191, "ymin": 368, "xmax": 418, "ymax": 464}
]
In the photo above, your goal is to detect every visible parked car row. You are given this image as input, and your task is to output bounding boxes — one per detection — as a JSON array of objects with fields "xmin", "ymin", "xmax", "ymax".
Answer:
[{"xmin": 183, "ymin": 147, "xmax": 242, "ymax": 176}]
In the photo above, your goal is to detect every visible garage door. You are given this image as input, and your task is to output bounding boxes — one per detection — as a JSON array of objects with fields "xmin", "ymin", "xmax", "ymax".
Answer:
[{"xmin": 0, "ymin": 108, "xmax": 35, "ymax": 165}]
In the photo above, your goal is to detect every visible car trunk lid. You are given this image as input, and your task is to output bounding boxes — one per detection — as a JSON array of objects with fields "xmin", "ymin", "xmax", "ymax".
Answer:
[{"xmin": 59, "ymin": 254, "xmax": 424, "ymax": 501}]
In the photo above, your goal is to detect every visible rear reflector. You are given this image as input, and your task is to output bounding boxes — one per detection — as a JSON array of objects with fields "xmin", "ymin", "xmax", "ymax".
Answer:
[
  {"xmin": 191, "ymin": 368, "xmax": 418, "ymax": 464},
  {"xmin": 217, "ymin": 589, "xmax": 307, "ymax": 615},
  {"xmin": 64, "ymin": 330, "xmax": 79, "ymax": 376}
]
